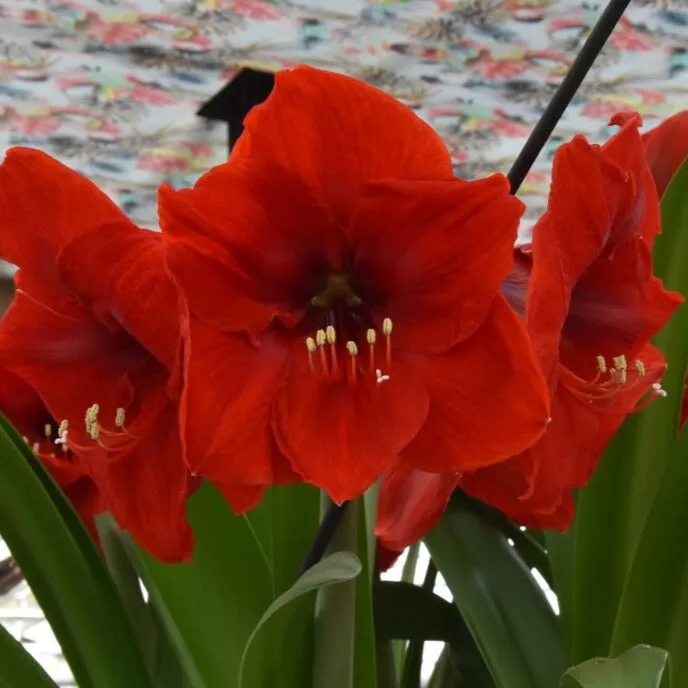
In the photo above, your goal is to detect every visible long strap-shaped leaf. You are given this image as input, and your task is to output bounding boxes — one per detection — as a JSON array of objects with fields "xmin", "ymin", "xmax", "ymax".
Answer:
[
  {"xmin": 610, "ymin": 423, "xmax": 688, "ymax": 682},
  {"xmin": 426, "ymin": 502, "xmax": 566, "ymax": 688},
  {"xmin": 0, "ymin": 416, "xmax": 152, "ymax": 688},
  {"xmin": 0, "ymin": 622, "xmax": 57, "ymax": 688}
]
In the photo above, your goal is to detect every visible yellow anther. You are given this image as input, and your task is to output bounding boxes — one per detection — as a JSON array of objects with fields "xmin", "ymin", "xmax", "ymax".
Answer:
[
  {"xmin": 44, "ymin": 423, "xmax": 52, "ymax": 438},
  {"xmin": 634, "ymin": 359, "xmax": 646, "ymax": 376},
  {"xmin": 32, "ymin": 442, "xmax": 40, "ymax": 454},
  {"xmin": 366, "ymin": 329, "xmax": 377, "ymax": 344},
  {"xmin": 326, "ymin": 325, "xmax": 336, "ymax": 344},
  {"xmin": 306, "ymin": 337, "xmax": 317, "ymax": 353},
  {"xmin": 610, "ymin": 368, "xmax": 627, "ymax": 385},
  {"xmin": 346, "ymin": 341, "xmax": 359, "ymax": 357},
  {"xmin": 85, "ymin": 403, "xmax": 100, "ymax": 432},
  {"xmin": 115, "ymin": 407, "xmax": 126, "ymax": 428},
  {"xmin": 57, "ymin": 419, "xmax": 69, "ymax": 438},
  {"xmin": 88, "ymin": 423, "xmax": 100, "ymax": 441},
  {"xmin": 596, "ymin": 355, "xmax": 607, "ymax": 374},
  {"xmin": 613, "ymin": 355, "xmax": 627, "ymax": 371},
  {"xmin": 316, "ymin": 329, "xmax": 327, "ymax": 347},
  {"xmin": 382, "ymin": 318, "xmax": 393, "ymax": 336}
]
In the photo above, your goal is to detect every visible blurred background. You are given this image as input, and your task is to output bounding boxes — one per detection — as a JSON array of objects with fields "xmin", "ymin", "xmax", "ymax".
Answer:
[{"xmin": 0, "ymin": 0, "xmax": 686, "ymax": 684}]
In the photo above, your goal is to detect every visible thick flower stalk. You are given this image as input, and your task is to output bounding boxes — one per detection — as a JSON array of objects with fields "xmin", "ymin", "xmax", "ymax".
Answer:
[
  {"xmin": 0, "ymin": 149, "xmax": 194, "ymax": 562},
  {"xmin": 159, "ymin": 66, "xmax": 552, "ymax": 507}
]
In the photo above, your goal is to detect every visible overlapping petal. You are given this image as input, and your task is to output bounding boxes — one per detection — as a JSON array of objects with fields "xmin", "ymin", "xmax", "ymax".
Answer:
[
  {"xmin": 274, "ymin": 343, "xmax": 429, "ymax": 504},
  {"xmin": 400, "ymin": 295, "xmax": 550, "ymax": 473},
  {"xmin": 159, "ymin": 160, "xmax": 341, "ymax": 335},
  {"xmin": 234, "ymin": 66, "xmax": 454, "ymax": 224},
  {"xmin": 349, "ymin": 176, "xmax": 524, "ymax": 353},
  {"xmin": 91, "ymin": 405, "xmax": 193, "ymax": 563},
  {"xmin": 375, "ymin": 463, "xmax": 459, "ymax": 568},
  {"xmin": 0, "ymin": 148, "xmax": 178, "ymax": 369},
  {"xmin": 640, "ymin": 109, "xmax": 688, "ymax": 196},
  {"xmin": 179, "ymin": 318, "xmax": 296, "ymax": 495},
  {"xmin": 0, "ymin": 289, "xmax": 142, "ymax": 449}
]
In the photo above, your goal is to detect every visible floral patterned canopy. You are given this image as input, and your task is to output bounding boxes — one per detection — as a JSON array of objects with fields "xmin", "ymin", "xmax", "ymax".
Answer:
[{"xmin": 0, "ymin": 0, "xmax": 687, "ymax": 231}]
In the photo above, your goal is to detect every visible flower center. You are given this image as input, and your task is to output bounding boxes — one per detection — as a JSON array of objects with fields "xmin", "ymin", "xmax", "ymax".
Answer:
[
  {"xmin": 309, "ymin": 272, "xmax": 362, "ymax": 309},
  {"xmin": 25, "ymin": 418, "xmax": 71, "ymax": 458},
  {"xmin": 302, "ymin": 270, "xmax": 393, "ymax": 385},
  {"xmin": 560, "ymin": 353, "xmax": 666, "ymax": 412}
]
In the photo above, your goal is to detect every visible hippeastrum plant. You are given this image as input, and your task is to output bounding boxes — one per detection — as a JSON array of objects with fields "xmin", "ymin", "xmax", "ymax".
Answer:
[{"xmin": 0, "ymin": 50, "xmax": 686, "ymax": 688}]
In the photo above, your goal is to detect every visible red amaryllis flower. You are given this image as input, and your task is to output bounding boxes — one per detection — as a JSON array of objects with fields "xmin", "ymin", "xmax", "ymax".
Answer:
[
  {"xmin": 461, "ymin": 113, "xmax": 683, "ymax": 530},
  {"xmin": 0, "ymin": 367, "xmax": 103, "ymax": 539},
  {"xmin": 159, "ymin": 65, "xmax": 551, "ymax": 505},
  {"xmin": 641, "ymin": 109, "xmax": 688, "ymax": 196},
  {"xmin": 0, "ymin": 148, "xmax": 194, "ymax": 562}
]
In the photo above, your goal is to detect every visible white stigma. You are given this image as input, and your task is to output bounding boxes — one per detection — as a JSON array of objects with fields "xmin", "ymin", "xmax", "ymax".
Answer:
[{"xmin": 375, "ymin": 368, "xmax": 390, "ymax": 384}]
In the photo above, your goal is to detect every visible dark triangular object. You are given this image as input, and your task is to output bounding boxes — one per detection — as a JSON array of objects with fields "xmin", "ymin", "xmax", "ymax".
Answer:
[{"xmin": 197, "ymin": 68, "xmax": 275, "ymax": 152}]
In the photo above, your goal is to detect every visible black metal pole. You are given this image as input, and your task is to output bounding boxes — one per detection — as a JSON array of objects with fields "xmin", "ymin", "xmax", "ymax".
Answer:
[
  {"xmin": 297, "ymin": 500, "xmax": 350, "ymax": 577},
  {"xmin": 507, "ymin": 0, "xmax": 633, "ymax": 193}
]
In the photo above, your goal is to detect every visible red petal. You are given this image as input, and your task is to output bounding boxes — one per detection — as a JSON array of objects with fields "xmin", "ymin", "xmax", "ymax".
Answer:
[
  {"xmin": 640, "ymin": 110, "xmax": 688, "ymax": 196},
  {"xmin": 401, "ymin": 295, "xmax": 550, "ymax": 473},
  {"xmin": 274, "ymin": 342, "xmax": 429, "ymax": 503},
  {"xmin": 159, "ymin": 160, "xmax": 340, "ymax": 334},
  {"xmin": 0, "ymin": 148, "xmax": 133, "ymax": 263},
  {"xmin": 562, "ymin": 237, "xmax": 682, "ymax": 376},
  {"xmin": 0, "ymin": 290, "xmax": 144, "ymax": 449},
  {"xmin": 526, "ymin": 135, "xmax": 630, "ymax": 378},
  {"xmin": 180, "ymin": 318, "xmax": 293, "ymax": 487},
  {"xmin": 0, "ymin": 148, "xmax": 178, "ymax": 370},
  {"xmin": 57, "ymin": 229, "xmax": 179, "ymax": 371},
  {"xmin": 215, "ymin": 482, "xmax": 265, "ymax": 514},
  {"xmin": 604, "ymin": 113, "xmax": 662, "ymax": 248},
  {"xmin": 93, "ymin": 406, "xmax": 193, "ymax": 563},
  {"xmin": 349, "ymin": 176, "xmax": 524, "ymax": 353},
  {"xmin": 375, "ymin": 462, "xmax": 459, "ymax": 558},
  {"xmin": 234, "ymin": 66, "xmax": 454, "ymax": 224}
]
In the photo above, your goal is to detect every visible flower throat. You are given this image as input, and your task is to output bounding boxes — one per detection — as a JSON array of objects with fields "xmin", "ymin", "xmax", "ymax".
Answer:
[{"xmin": 304, "ymin": 271, "xmax": 393, "ymax": 385}]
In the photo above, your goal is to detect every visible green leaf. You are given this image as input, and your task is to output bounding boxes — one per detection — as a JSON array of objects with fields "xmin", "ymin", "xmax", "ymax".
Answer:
[
  {"xmin": 0, "ymin": 415, "xmax": 152, "ymax": 688},
  {"xmin": 623, "ymin": 156, "xmax": 688, "ymax": 558},
  {"xmin": 560, "ymin": 645, "xmax": 668, "ymax": 688},
  {"xmin": 566, "ymin": 158, "xmax": 688, "ymax": 663},
  {"xmin": 243, "ymin": 484, "xmax": 320, "ymax": 596},
  {"xmin": 610, "ymin": 423, "xmax": 688, "ymax": 682},
  {"xmin": 133, "ymin": 482, "xmax": 325, "ymax": 688},
  {"xmin": 355, "ymin": 487, "xmax": 379, "ymax": 688},
  {"xmin": 0, "ymin": 623, "xmax": 57, "ymax": 688},
  {"xmin": 132, "ymin": 482, "xmax": 273, "ymax": 688},
  {"xmin": 375, "ymin": 580, "xmax": 463, "ymax": 642},
  {"xmin": 240, "ymin": 551, "xmax": 362, "ymax": 687},
  {"xmin": 425, "ymin": 502, "xmax": 566, "ymax": 688}
]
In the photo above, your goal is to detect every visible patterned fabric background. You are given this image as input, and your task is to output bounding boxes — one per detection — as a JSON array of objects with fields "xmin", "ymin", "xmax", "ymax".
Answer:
[{"xmin": 0, "ymin": 0, "xmax": 687, "ymax": 230}]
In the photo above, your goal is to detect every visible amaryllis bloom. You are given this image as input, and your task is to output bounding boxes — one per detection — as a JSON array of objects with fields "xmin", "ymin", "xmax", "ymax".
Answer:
[
  {"xmin": 0, "ymin": 148, "xmax": 194, "ymax": 562},
  {"xmin": 159, "ymin": 65, "xmax": 551, "ymax": 505},
  {"xmin": 0, "ymin": 367, "xmax": 103, "ymax": 539},
  {"xmin": 461, "ymin": 113, "xmax": 683, "ymax": 529},
  {"xmin": 641, "ymin": 110, "xmax": 688, "ymax": 196}
]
